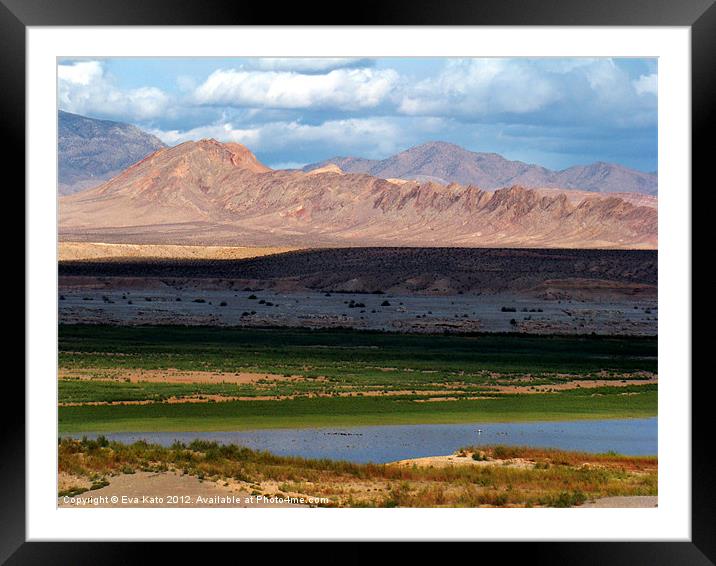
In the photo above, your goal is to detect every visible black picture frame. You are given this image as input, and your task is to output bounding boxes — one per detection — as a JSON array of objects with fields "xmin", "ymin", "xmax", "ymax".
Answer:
[{"xmin": 5, "ymin": 0, "xmax": 708, "ymax": 561}]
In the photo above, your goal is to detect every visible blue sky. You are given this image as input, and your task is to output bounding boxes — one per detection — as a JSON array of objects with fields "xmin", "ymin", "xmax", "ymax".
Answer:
[{"xmin": 58, "ymin": 57, "xmax": 657, "ymax": 172}]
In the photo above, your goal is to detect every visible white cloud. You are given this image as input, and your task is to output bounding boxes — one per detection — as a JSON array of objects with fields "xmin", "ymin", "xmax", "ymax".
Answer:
[
  {"xmin": 193, "ymin": 68, "xmax": 398, "ymax": 110},
  {"xmin": 396, "ymin": 58, "xmax": 657, "ymax": 129},
  {"xmin": 58, "ymin": 60, "xmax": 170, "ymax": 120},
  {"xmin": 248, "ymin": 58, "xmax": 372, "ymax": 73},
  {"xmin": 579, "ymin": 62, "xmax": 657, "ymax": 125},
  {"xmin": 398, "ymin": 59, "xmax": 561, "ymax": 117},
  {"xmin": 268, "ymin": 161, "xmax": 308, "ymax": 170},
  {"xmin": 57, "ymin": 58, "xmax": 657, "ymax": 169},
  {"xmin": 57, "ymin": 61, "xmax": 103, "ymax": 85},
  {"xmin": 149, "ymin": 122, "xmax": 262, "ymax": 147},
  {"xmin": 633, "ymin": 73, "xmax": 658, "ymax": 96},
  {"xmin": 150, "ymin": 117, "xmax": 401, "ymax": 157},
  {"xmin": 532, "ymin": 58, "xmax": 599, "ymax": 73},
  {"xmin": 582, "ymin": 59, "xmax": 637, "ymax": 107}
]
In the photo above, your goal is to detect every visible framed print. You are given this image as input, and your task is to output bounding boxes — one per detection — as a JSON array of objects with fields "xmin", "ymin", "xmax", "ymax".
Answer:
[{"xmin": 6, "ymin": 0, "xmax": 710, "ymax": 560}]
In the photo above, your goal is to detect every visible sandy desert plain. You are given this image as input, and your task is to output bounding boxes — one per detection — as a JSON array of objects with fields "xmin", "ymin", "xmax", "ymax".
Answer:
[{"xmin": 58, "ymin": 243, "xmax": 658, "ymax": 508}]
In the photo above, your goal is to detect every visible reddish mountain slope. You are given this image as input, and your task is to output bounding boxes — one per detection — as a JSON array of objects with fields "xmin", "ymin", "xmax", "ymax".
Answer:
[{"xmin": 59, "ymin": 139, "xmax": 657, "ymax": 249}]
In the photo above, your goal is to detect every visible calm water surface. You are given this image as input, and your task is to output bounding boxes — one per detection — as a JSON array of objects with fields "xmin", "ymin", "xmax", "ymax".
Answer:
[{"xmin": 72, "ymin": 418, "xmax": 657, "ymax": 463}]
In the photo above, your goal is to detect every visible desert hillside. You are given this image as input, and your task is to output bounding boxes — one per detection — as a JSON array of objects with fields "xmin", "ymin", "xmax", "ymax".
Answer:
[{"xmin": 59, "ymin": 139, "xmax": 657, "ymax": 249}]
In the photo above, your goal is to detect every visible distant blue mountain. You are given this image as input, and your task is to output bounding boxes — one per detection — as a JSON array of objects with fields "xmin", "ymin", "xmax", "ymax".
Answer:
[
  {"xmin": 304, "ymin": 141, "xmax": 657, "ymax": 195},
  {"xmin": 58, "ymin": 110, "xmax": 166, "ymax": 194}
]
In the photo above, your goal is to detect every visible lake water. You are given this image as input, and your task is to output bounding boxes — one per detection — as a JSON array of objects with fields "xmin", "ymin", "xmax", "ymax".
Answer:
[{"xmin": 72, "ymin": 418, "xmax": 657, "ymax": 463}]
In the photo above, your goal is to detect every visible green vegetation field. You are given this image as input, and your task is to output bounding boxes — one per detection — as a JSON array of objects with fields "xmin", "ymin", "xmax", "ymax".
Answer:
[
  {"xmin": 60, "ymin": 324, "xmax": 657, "ymax": 375},
  {"xmin": 59, "ymin": 388, "xmax": 657, "ymax": 432},
  {"xmin": 58, "ymin": 325, "xmax": 657, "ymax": 432}
]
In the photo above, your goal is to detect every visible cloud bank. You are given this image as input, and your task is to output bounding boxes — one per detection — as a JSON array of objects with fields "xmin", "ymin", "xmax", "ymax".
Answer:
[{"xmin": 57, "ymin": 57, "xmax": 657, "ymax": 171}]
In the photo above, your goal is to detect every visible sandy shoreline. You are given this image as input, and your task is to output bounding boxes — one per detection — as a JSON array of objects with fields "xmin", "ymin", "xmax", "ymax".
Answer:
[{"xmin": 58, "ymin": 448, "xmax": 657, "ymax": 509}]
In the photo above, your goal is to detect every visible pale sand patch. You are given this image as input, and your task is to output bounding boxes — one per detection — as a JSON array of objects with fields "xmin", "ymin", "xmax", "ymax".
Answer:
[
  {"xmin": 414, "ymin": 396, "xmax": 496, "ymax": 402},
  {"xmin": 58, "ymin": 471, "xmax": 306, "ymax": 508},
  {"xmin": 59, "ymin": 394, "xmax": 290, "ymax": 407},
  {"xmin": 59, "ymin": 242, "xmax": 300, "ymax": 261},
  {"xmin": 490, "ymin": 377, "xmax": 657, "ymax": 394},
  {"xmin": 579, "ymin": 496, "xmax": 657, "ymax": 508},
  {"xmin": 58, "ymin": 472, "xmax": 93, "ymax": 494},
  {"xmin": 389, "ymin": 453, "xmax": 535, "ymax": 469},
  {"xmin": 57, "ymin": 388, "xmax": 497, "ymax": 407},
  {"xmin": 60, "ymin": 367, "xmax": 655, "ymax": 390},
  {"xmin": 59, "ymin": 367, "xmax": 313, "ymax": 384},
  {"xmin": 58, "ymin": 366, "xmax": 656, "ymax": 406}
]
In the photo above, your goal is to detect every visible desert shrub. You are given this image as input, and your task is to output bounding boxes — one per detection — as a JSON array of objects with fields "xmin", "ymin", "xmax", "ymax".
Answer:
[
  {"xmin": 540, "ymin": 490, "xmax": 587, "ymax": 508},
  {"xmin": 490, "ymin": 446, "xmax": 521, "ymax": 459},
  {"xmin": 58, "ymin": 486, "xmax": 89, "ymax": 497},
  {"xmin": 90, "ymin": 478, "xmax": 110, "ymax": 490}
]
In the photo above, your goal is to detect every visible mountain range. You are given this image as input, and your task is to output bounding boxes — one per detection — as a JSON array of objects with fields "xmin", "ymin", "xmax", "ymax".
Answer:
[
  {"xmin": 58, "ymin": 110, "xmax": 166, "ymax": 194},
  {"xmin": 304, "ymin": 141, "xmax": 658, "ymax": 196},
  {"xmin": 59, "ymin": 139, "xmax": 657, "ymax": 249}
]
